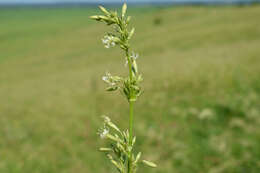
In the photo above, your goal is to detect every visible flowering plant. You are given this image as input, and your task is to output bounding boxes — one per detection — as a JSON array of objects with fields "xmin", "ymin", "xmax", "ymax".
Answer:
[{"xmin": 90, "ymin": 3, "xmax": 157, "ymax": 173}]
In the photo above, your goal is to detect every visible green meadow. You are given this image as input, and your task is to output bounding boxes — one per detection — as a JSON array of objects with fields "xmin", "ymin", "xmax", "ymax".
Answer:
[{"xmin": 0, "ymin": 5, "xmax": 260, "ymax": 173}]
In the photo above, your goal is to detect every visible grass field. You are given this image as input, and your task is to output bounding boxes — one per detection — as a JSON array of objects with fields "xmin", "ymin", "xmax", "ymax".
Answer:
[{"xmin": 1, "ymin": 5, "xmax": 260, "ymax": 173}]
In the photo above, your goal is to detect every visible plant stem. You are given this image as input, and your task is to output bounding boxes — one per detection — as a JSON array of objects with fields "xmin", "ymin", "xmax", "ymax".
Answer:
[
  {"xmin": 125, "ymin": 48, "xmax": 134, "ymax": 144},
  {"xmin": 128, "ymin": 100, "xmax": 134, "ymax": 173},
  {"xmin": 126, "ymin": 48, "xmax": 134, "ymax": 173},
  {"xmin": 129, "ymin": 100, "xmax": 134, "ymax": 145}
]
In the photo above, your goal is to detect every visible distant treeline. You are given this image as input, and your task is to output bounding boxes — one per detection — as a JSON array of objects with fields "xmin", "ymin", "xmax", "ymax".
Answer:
[{"xmin": 0, "ymin": 0, "xmax": 260, "ymax": 7}]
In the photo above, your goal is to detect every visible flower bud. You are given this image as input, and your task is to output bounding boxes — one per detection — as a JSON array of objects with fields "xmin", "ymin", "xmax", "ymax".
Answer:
[
  {"xmin": 142, "ymin": 160, "xmax": 157, "ymax": 168},
  {"xmin": 122, "ymin": 3, "xmax": 127, "ymax": 17}
]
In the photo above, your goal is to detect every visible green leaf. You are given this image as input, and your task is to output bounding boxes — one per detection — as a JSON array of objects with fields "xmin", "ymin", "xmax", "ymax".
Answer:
[
  {"xmin": 99, "ymin": 148, "xmax": 112, "ymax": 152},
  {"xmin": 89, "ymin": 15, "xmax": 99, "ymax": 20},
  {"xmin": 134, "ymin": 152, "xmax": 141, "ymax": 163},
  {"xmin": 98, "ymin": 15, "xmax": 110, "ymax": 21},
  {"xmin": 142, "ymin": 160, "xmax": 157, "ymax": 168},
  {"xmin": 132, "ymin": 136, "xmax": 136, "ymax": 146},
  {"xmin": 137, "ymin": 75, "xmax": 143, "ymax": 82},
  {"xmin": 132, "ymin": 60, "xmax": 138, "ymax": 74},
  {"xmin": 126, "ymin": 16, "xmax": 131, "ymax": 24},
  {"xmin": 123, "ymin": 87, "xmax": 129, "ymax": 97},
  {"xmin": 107, "ymin": 121, "xmax": 121, "ymax": 134},
  {"xmin": 128, "ymin": 28, "xmax": 135, "ymax": 39},
  {"xmin": 111, "ymin": 160, "xmax": 123, "ymax": 172},
  {"xmin": 107, "ymin": 154, "xmax": 123, "ymax": 172},
  {"xmin": 99, "ymin": 6, "xmax": 110, "ymax": 15},
  {"xmin": 106, "ymin": 86, "xmax": 118, "ymax": 91},
  {"xmin": 106, "ymin": 134, "xmax": 122, "ymax": 143},
  {"xmin": 116, "ymin": 142, "xmax": 127, "ymax": 154},
  {"xmin": 110, "ymin": 75, "xmax": 122, "ymax": 81}
]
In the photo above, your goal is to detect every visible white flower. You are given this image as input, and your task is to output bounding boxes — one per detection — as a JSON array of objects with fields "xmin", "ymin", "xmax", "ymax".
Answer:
[
  {"xmin": 102, "ymin": 76, "xmax": 109, "ymax": 82},
  {"xmin": 102, "ymin": 35, "xmax": 116, "ymax": 49},
  {"xmin": 125, "ymin": 52, "xmax": 139, "ymax": 67},
  {"xmin": 102, "ymin": 72, "xmax": 117, "ymax": 87},
  {"xmin": 102, "ymin": 38, "xmax": 109, "ymax": 44},
  {"xmin": 130, "ymin": 52, "xmax": 139, "ymax": 60},
  {"xmin": 102, "ymin": 72, "xmax": 111, "ymax": 83},
  {"xmin": 99, "ymin": 128, "xmax": 109, "ymax": 139}
]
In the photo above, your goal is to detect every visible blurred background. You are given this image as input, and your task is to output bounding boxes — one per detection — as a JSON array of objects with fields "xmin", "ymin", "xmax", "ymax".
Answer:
[{"xmin": 1, "ymin": 0, "xmax": 260, "ymax": 173}]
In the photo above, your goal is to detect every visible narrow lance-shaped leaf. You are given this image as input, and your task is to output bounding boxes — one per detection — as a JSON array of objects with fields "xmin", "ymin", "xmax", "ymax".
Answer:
[
  {"xmin": 134, "ymin": 152, "xmax": 141, "ymax": 163},
  {"xmin": 90, "ymin": 15, "xmax": 99, "ymax": 20},
  {"xmin": 99, "ymin": 147, "xmax": 112, "ymax": 152},
  {"xmin": 98, "ymin": 15, "xmax": 113, "ymax": 24},
  {"xmin": 142, "ymin": 160, "xmax": 157, "ymax": 168},
  {"xmin": 107, "ymin": 121, "xmax": 121, "ymax": 134},
  {"xmin": 122, "ymin": 3, "xmax": 127, "ymax": 18},
  {"xmin": 106, "ymin": 86, "xmax": 118, "ymax": 92},
  {"xmin": 106, "ymin": 134, "xmax": 123, "ymax": 144},
  {"xmin": 132, "ymin": 60, "xmax": 138, "ymax": 75},
  {"xmin": 128, "ymin": 27, "xmax": 135, "ymax": 39},
  {"xmin": 132, "ymin": 136, "xmax": 136, "ymax": 146},
  {"xmin": 107, "ymin": 154, "xmax": 124, "ymax": 172},
  {"xmin": 99, "ymin": 6, "xmax": 110, "ymax": 15},
  {"xmin": 126, "ymin": 16, "xmax": 131, "ymax": 24}
]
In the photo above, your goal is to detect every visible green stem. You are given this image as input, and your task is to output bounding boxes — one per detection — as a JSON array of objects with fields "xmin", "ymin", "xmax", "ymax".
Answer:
[
  {"xmin": 129, "ymin": 100, "xmax": 134, "ymax": 145},
  {"xmin": 128, "ymin": 100, "xmax": 134, "ymax": 173},
  {"xmin": 126, "ymin": 48, "xmax": 134, "ymax": 173},
  {"xmin": 125, "ymin": 48, "xmax": 134, "ymax": 144}
]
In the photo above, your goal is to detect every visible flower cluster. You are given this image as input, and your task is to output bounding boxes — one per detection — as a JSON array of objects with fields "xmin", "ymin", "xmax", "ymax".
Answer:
[
  {"xmin": 98, "ymin": 126, "xmax": 109, "ymax": 139},
  {"xmin": 98, "ymin": 116, "xmax": 157, "ymax": 173},
  {"xmin": 130, "ymin": 52, "xmax": 139, "ymax": 61},
  {"xmin": 102, "ymin": 35, "xmax": 116, "ymax": 48},
  {"xmin": 101, "ymin": 71, "xmax": 143, "ymax": 102},
  {"xmin": 102, "ymin": 72, "xmax": 122, "ymax": 92},
  {"xmin": 91, "ymin": 3, "xmax": 143, "ymax": 102},
  {"xmin": 90, "ymin": 4, "xmax": 135, "ymax": 51}
]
